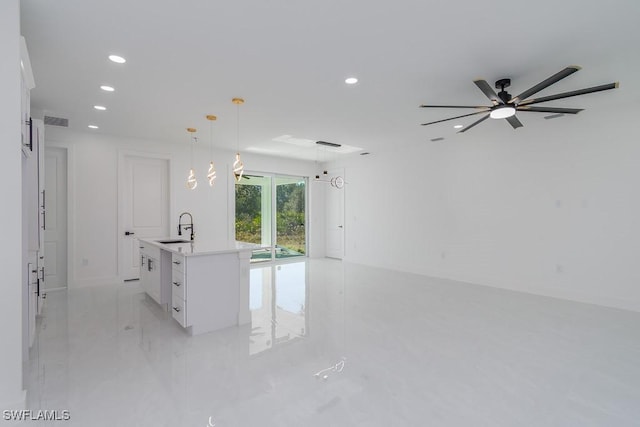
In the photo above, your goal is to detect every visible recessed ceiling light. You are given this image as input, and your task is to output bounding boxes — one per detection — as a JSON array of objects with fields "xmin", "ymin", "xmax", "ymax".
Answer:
[
  {"xmin": 108, "ymin": 55, "xmax": 126, "ymax": 64},
  {"xmin": 88, "ymin": 125, "xmax": 99, "ymax": 129},
  {"xmin": 94, "ymin": 105, "xmax": 106, "ymax": 111},
  {"xmin": 453, "ymin": 124, "xmax": 463, "ymax": 129},
  {"xmin": 345, "ymin": 77, "xmax": 358, "ymax": 85},
  {"xmin": 100, "ymin": 85, "xmax": 115, "ymax": 92}
]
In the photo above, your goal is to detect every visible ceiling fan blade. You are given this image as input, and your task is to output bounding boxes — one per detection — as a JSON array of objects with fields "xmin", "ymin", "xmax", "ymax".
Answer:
[
  {"xmin": 420, "ymin": 105, "xmax": 488, "ymax": 109},
  {"xmin": 505, "ymin": 115, "xmax": 523, "ymax": 129},
  {"xmin": 517, "ymin": 82, "xmax": 619, "ymax": 106},
  {"xmin": 473, "ymin": 79, "xmax": 503, "ymax": 104},
  {"xmin": 457, "ymin": 114, "xmax": 490, "ymax": 133},
  {"xmin": 517, "ymin": 106, "xmax": 583, "ymax": 114},
  {"xmin": 511, "ymin": 65, "xmax": 581, "ymax": 104},
  {"xmin": 421, "ymin": 110, "xmax": 489, "ymax": 126}
]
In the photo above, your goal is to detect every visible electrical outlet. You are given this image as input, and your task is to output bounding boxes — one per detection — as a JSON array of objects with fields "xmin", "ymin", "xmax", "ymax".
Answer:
[
  {"xmin": 82, "ymin": 258, "xmax": 89, "ymax": 266},
  {"xmin": 556, "ymin": 264, "xmax": 564, "ymax": 274}
]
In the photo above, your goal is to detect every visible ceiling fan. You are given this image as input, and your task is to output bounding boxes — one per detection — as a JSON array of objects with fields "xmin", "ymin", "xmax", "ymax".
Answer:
[{"xmin": 420, "ymin": 66, "xmax": 618, "ymax": 133}]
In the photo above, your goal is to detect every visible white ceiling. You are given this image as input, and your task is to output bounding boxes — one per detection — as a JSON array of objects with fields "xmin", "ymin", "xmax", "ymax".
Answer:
[{"xmin": 20, "ymin": 0, "xmax": 640, "ymax": 161}]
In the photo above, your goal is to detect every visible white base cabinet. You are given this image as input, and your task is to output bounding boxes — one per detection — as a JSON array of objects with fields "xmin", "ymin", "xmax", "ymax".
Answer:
[
  {"xmin": 139, "ymin": 243, "xmax": 171, "ymax": 308},
  {"xmin": 170, "ymin": 252, "xmax": 240, "ymax": 335}
]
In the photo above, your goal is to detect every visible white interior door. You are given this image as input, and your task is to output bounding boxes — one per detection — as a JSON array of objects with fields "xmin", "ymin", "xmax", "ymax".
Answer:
[
  {"xmin": 325, "ymin": 168, "xmax": 345, "ymax": 259},
  {"xmin": 120, "ymin": 155, "xmax": 169, "ymax": 281},
  {"xmin": 44, "ymin": 147, "xmax": 68, "ymax": 289}
]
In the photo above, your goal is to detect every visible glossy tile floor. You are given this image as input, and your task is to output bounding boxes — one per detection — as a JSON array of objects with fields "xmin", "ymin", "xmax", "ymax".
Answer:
[{"xmin": 25, "ymin": 259, "xmax": 640, "ymax": 426}]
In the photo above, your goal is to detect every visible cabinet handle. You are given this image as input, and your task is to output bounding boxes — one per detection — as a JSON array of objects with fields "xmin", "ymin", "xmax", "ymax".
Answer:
[
  {"xmin": 172, "ymin": 306, "xmax": 181, "ymax": 313},
  {"xmin": 24, "ymin": 117, "xmax": 33, "ymax": 151},
  {"xmin": 41, "ymin": 190, "xmax": 46, "ymax": 230},
  {"xmin": 172, "ymin": 261, "xmax": 181, "ymax": 265},
  {"xmin": 172, "ymin": 281, "xmax": 181, "ymax": 287}
]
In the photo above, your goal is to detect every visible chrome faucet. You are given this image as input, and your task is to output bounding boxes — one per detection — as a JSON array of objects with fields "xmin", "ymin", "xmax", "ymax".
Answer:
[{"xmin": 178, "ymin": 212, "xmax": 194, "ymax": 241}]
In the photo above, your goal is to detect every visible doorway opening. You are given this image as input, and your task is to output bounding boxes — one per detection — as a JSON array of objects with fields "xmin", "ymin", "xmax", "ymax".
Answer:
[{"xmin": 235, "ymin": 174, "xmax": 307, "ymax": 262}]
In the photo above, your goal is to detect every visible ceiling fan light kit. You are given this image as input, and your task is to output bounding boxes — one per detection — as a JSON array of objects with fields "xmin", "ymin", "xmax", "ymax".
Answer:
[
  {"xmin": 420, "ymin": 66, "xmax": 619, "ymax": 133},
  {"xmin": 490, "ymin": 105, "xmax": 516, "ymax": 119}
]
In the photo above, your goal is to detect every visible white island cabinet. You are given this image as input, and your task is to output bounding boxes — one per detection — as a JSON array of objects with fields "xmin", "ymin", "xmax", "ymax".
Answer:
[{"xmin": 138, "ymin": 238, "xmax": 253, "ymax": 335}]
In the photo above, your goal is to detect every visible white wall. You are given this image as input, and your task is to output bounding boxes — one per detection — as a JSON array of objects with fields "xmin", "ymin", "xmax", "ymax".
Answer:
[
  {"xmin": 331, "ymin": 107, "xmax": 640, "ymax": 312},
  {"xmin": 44, "ymin": 126, "xmax": 323, "ymax": 287},
  {"xmin": 0, "ymin": 0, "xmax": 26, "ymax": 408}
]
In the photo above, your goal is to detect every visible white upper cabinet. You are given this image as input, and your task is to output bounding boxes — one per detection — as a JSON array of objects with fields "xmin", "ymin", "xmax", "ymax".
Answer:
[{"xmin": 20, "ymin": 36, "xmax": 35, "ymax": 157}]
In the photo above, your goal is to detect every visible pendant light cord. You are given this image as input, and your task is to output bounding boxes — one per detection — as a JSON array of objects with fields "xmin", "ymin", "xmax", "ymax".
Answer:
[
  {"xmin": 190, "ymin": 134, "xmax": 195, "ymax": 167},
  {"xmin": 236, "ymin": 102, "xmax": 240, "ymax": 153}
]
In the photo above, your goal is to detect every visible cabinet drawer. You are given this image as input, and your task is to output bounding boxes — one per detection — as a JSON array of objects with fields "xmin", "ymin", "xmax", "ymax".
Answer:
[
  {"xmin": 171, "ymin": 269, "xmax": 186, "ymax": 300},
  {"xmin": 171, "ymin": 254, "xmax": 185, "ymax": 273},
  {"xmin": 171, "ymin": 294, "xmax": 187, "ymax": 327}
]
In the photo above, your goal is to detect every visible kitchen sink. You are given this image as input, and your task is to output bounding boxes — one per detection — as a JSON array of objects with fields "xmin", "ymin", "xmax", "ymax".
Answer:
[{"xmin": 156, "ymin": 239, "xmax": 191, "ymax": 244}]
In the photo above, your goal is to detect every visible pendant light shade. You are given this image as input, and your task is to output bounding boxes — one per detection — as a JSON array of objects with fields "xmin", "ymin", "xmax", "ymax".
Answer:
[
  {"xmin": 187, "ymin": 169, "xmax": 198, "ymax": 190},
  {"xmin": 232, "ymin": 97, "xmax": 245, "ymax": 182},
  {"xmin": 186, "ymin": 127, "xmax": 198, "ymax": 190},
  {"xmin": 206, "ymin": 115, "xmax": 217, "ymax": 187},
  {"xmin": 207, "ymin": 162, "xmax": 216, "ymax": 186},
  {"xmin": 233, "ymin": 152, "xmax": 244, "ymax": 181}
]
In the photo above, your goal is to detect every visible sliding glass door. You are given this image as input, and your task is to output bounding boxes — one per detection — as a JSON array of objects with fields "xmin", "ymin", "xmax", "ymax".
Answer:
[{"xmin": 235, "ymin": 173, "xmax": 307, "ymax": 262}]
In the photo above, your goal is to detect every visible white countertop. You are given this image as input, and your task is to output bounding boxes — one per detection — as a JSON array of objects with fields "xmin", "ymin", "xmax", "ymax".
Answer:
[{"xmin": 138, "ymin": 237, "xmax": 263, "ymax": 257}]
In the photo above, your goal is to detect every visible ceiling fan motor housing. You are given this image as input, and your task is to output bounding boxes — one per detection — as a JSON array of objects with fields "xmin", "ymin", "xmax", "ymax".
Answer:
[{"xmin": 495, "ymin": 78, "xmax": 512, "ymax": 103}]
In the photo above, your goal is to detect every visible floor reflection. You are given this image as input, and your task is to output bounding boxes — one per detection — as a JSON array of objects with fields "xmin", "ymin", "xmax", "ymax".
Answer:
[{"xmin": 250, "ymin": 261, "xmax": 308, "ymax": 355}]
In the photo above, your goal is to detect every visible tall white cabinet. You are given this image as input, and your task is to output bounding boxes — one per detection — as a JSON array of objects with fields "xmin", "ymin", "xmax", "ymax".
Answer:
[{"xmin": 21, "ymin": 36, "xmax": 44, "ymax": 353}]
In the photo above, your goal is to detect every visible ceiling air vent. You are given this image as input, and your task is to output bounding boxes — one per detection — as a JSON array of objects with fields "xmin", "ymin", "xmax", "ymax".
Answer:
[
  {"xmin": 316, "ymin": 140, "xmax": 341, "ymax": 148},
  {"xmin": 44, "ymin": 115, "xmax": 69, "ymax": 127}
]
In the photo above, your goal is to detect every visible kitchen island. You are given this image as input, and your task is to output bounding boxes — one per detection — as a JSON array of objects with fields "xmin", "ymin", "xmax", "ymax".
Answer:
[{"xmin": 137, "ymin": 238, "xmax": 256, "ymax": 335}]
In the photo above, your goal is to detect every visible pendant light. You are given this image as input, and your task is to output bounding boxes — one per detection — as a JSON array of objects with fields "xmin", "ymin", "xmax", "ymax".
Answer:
[
  {"xmin": 186, "ymin": 127, "xmax": 198, "ymax": 190},
  {"xmin": 206, "ymin": 115, "xmax": 217, "ymax": 187},
  {"xmin": 232, "ymin": 97, "xmax": 245, "ymax": 182}
]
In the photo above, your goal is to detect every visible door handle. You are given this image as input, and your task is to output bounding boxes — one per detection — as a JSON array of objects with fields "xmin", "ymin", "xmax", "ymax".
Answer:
[
  {"xmin": 338, "ymin": 225, "xmax": 343, "ymax": 228},
  {"xmin": 125, "ymin": 231, "xmax": 135, "ymax": 236}
]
